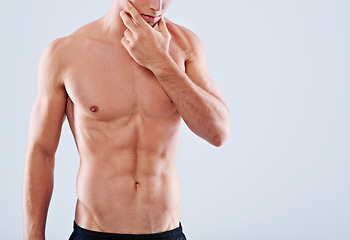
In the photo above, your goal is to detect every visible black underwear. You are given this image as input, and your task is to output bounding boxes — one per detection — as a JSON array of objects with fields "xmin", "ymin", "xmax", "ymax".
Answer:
[{"xmin": 69, "ymin": 221, "xmax": 187, "ymax": 240}]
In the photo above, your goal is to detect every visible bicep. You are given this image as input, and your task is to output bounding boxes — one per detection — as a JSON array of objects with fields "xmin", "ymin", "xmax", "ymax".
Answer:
[
  {"xmin": 185, "ymin": 35, "xmax": 226, "ymax": 104},
  {"xmin": 27, "ymin": 42, "xmax": 67, "ymax": 156}
]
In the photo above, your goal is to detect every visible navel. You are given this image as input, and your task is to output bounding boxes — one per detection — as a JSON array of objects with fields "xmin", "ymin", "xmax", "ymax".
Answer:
[
  {"xmin": 90, "ymin": 105, "xmax": 99, "ymax": 113},
  {"xmin": 135, "ymin": 182, "xmax": 140, "ymax": 188}
]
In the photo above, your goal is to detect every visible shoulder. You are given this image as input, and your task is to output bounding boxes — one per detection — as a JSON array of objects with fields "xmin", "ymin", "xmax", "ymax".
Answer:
[
  {"xmin": 39, "ymin": 25, "xmax": 88, "ymax": 80},
  {"xmin": 38, "ymin": 34, "xmax": 77, "ymax": 87},
  {"xmin": 41, "ymin": 18, "xmax": 97, "ymax": 62},
  {"xmin": 41, "ymin": 27, "xmax": 87, "ymax": 62},
  {"xmin": 165, "ymin": 18, "xmax": 206, "ymax": 61},
  {"xmin": 40, "ymin": 37, "xmax": 68, "ymax": 65},
  {"xmin": 165, "ymin": 18, "xmax": 202, "ymax": 47},
  {"xmin": 38, "ymin": 37, "xmax": 66, "ymax": 80}
]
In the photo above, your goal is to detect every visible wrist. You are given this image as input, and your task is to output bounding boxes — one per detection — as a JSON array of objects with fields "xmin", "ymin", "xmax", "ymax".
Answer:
[
  {"xmin": 24, "ymin": 233, "xmax": 45, "ymax": 240},
  {"xmin": 149, "ymin": 53, "xmax": 175, "ymax": 77}
]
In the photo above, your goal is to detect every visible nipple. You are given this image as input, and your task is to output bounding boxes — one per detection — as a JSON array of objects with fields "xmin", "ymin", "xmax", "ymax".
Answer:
[{"xmin": 90, "ymin": 106, "xmax": 99, "ymax": 112}]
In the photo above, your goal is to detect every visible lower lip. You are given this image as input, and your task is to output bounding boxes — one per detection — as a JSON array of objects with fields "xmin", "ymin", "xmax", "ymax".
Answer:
[{"xmin": 142, "ymin": 14, "xmax": 160, "ymax": 23}]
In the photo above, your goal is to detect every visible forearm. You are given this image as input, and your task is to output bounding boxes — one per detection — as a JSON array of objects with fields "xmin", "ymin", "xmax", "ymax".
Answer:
[
  {"xmin": 151, "ymin": 56, "xmax": 230, "ymax": 146},
  {"xmin": 23, "ymin": 148, "xmax": 55, "ymax": 240}
]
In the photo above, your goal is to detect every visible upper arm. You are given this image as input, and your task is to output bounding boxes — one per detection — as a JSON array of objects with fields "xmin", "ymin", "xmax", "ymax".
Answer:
[
  {"xmin": 184, "ymin": 30, "xmax": 226, "ymax": 105},
  {"xmin": 27, "ymin": 38, "xmax": 68, "ymax": 157}
]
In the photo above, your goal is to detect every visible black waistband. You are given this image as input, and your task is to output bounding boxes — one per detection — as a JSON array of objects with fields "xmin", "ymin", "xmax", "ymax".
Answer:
[{"xmin": 72, "ymin": 221, "xmax": 184, "ymax": 240}]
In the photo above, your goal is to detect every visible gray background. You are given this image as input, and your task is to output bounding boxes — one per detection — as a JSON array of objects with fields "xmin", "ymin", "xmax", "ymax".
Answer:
[{"xmin": 0, "ymin": 0, "xmax": 349, "ymax": 239}]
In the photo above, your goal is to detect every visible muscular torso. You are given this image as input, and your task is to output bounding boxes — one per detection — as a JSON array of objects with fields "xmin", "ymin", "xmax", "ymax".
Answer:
[{"xmin": 61, "ymin": 18, "xmax": 189, "ymax": 234}]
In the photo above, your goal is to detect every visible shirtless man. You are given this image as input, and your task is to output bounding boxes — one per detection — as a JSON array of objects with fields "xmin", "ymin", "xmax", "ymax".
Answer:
[{"xmin": 23, "ymin": 0, "xmax": 230, "ymax": 239}]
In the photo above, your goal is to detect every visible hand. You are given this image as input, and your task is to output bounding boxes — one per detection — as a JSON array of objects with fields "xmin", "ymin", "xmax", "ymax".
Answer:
[{"xmin": 120, "ymin": 2, "xmax": 171, "ymax": 70}]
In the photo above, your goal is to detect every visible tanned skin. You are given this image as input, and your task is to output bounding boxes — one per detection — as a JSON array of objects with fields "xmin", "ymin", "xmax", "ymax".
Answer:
[{"xmin": 23, "ymin": 0, "xmax": 230, "ymax": 239}]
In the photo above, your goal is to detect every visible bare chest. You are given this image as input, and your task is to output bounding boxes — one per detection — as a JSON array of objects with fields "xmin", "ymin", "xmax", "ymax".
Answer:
[{"xmin": 64, "ymin": 39, "xmax": 186, "ymax": 121}]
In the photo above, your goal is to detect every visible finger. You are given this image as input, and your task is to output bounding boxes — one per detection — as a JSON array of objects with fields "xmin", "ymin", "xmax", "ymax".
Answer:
[
  {"xmin": 121, "ymin": 36, "xmax": 130, "ymax": 50},
  {"xmin": 124, "ymin": 29, "xmax": 134, "ymax": 41},
  {"xmin": 124, "ymin": 2, "xmax": 149, "ymax": 29},
  {"xmin": 120, "ymin": 10, "xmax": 138, "ymax": 34}
]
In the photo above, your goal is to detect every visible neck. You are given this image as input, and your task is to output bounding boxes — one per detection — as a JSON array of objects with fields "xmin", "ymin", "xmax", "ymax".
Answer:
[{"xmin": 100, "ymin": 0, "xmax": 126, "ymax": 39}]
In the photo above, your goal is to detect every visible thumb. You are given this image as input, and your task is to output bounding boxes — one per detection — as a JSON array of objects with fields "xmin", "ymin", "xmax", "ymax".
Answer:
[{"xmin": 157, "ymin": 17, "xmax": 170, "ymax": 37}]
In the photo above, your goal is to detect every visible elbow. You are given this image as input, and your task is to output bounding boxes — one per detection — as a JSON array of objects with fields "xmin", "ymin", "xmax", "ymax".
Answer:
[
  {"xmin": 25, "ymin": 143, "xmax": 57, "ymax": 165},
  {"xmin": 211, "ymin": 132, "xmax": 228, "ymax": 147},
  {"xmin": 210, "ymin": 121, "xmax": 230, "ymax": 147}
]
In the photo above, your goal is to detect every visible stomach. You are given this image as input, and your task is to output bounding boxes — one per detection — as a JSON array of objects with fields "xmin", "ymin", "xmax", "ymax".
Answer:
[
  {"xmin": 74, "ymin": 151, "xmax": 182, "ymax": 234},
  {"xmin": 67, "ymin": 101, "xmax": 183, "ymax": 233}
]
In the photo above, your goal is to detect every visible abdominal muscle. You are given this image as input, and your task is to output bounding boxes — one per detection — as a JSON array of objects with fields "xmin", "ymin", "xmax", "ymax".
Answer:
[
  {"xmin": 68, "ymin": 105, "xmax": 182, "ymax": 234},
  {"xmin": 74, "ymin": 156, "xmax": 181, "ymax": 234}
]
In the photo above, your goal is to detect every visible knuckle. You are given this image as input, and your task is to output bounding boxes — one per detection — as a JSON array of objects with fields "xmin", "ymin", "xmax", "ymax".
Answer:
[
  {"xmin": 125, "ymin": 18, "xmax": 131, "ymax": 24},
  {"xmin": 129, "ymin": 43, "xmax": 136, "ymax": 50}
]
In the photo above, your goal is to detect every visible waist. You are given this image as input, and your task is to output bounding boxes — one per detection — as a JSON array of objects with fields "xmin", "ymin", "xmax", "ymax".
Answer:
[
  {"xmin": 74, "ymin": 159, "xmax": 181, "ymax": 233},
  {"xmin": 70, "ymin": 221, "xmax": 186, "ymax": 239}
]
